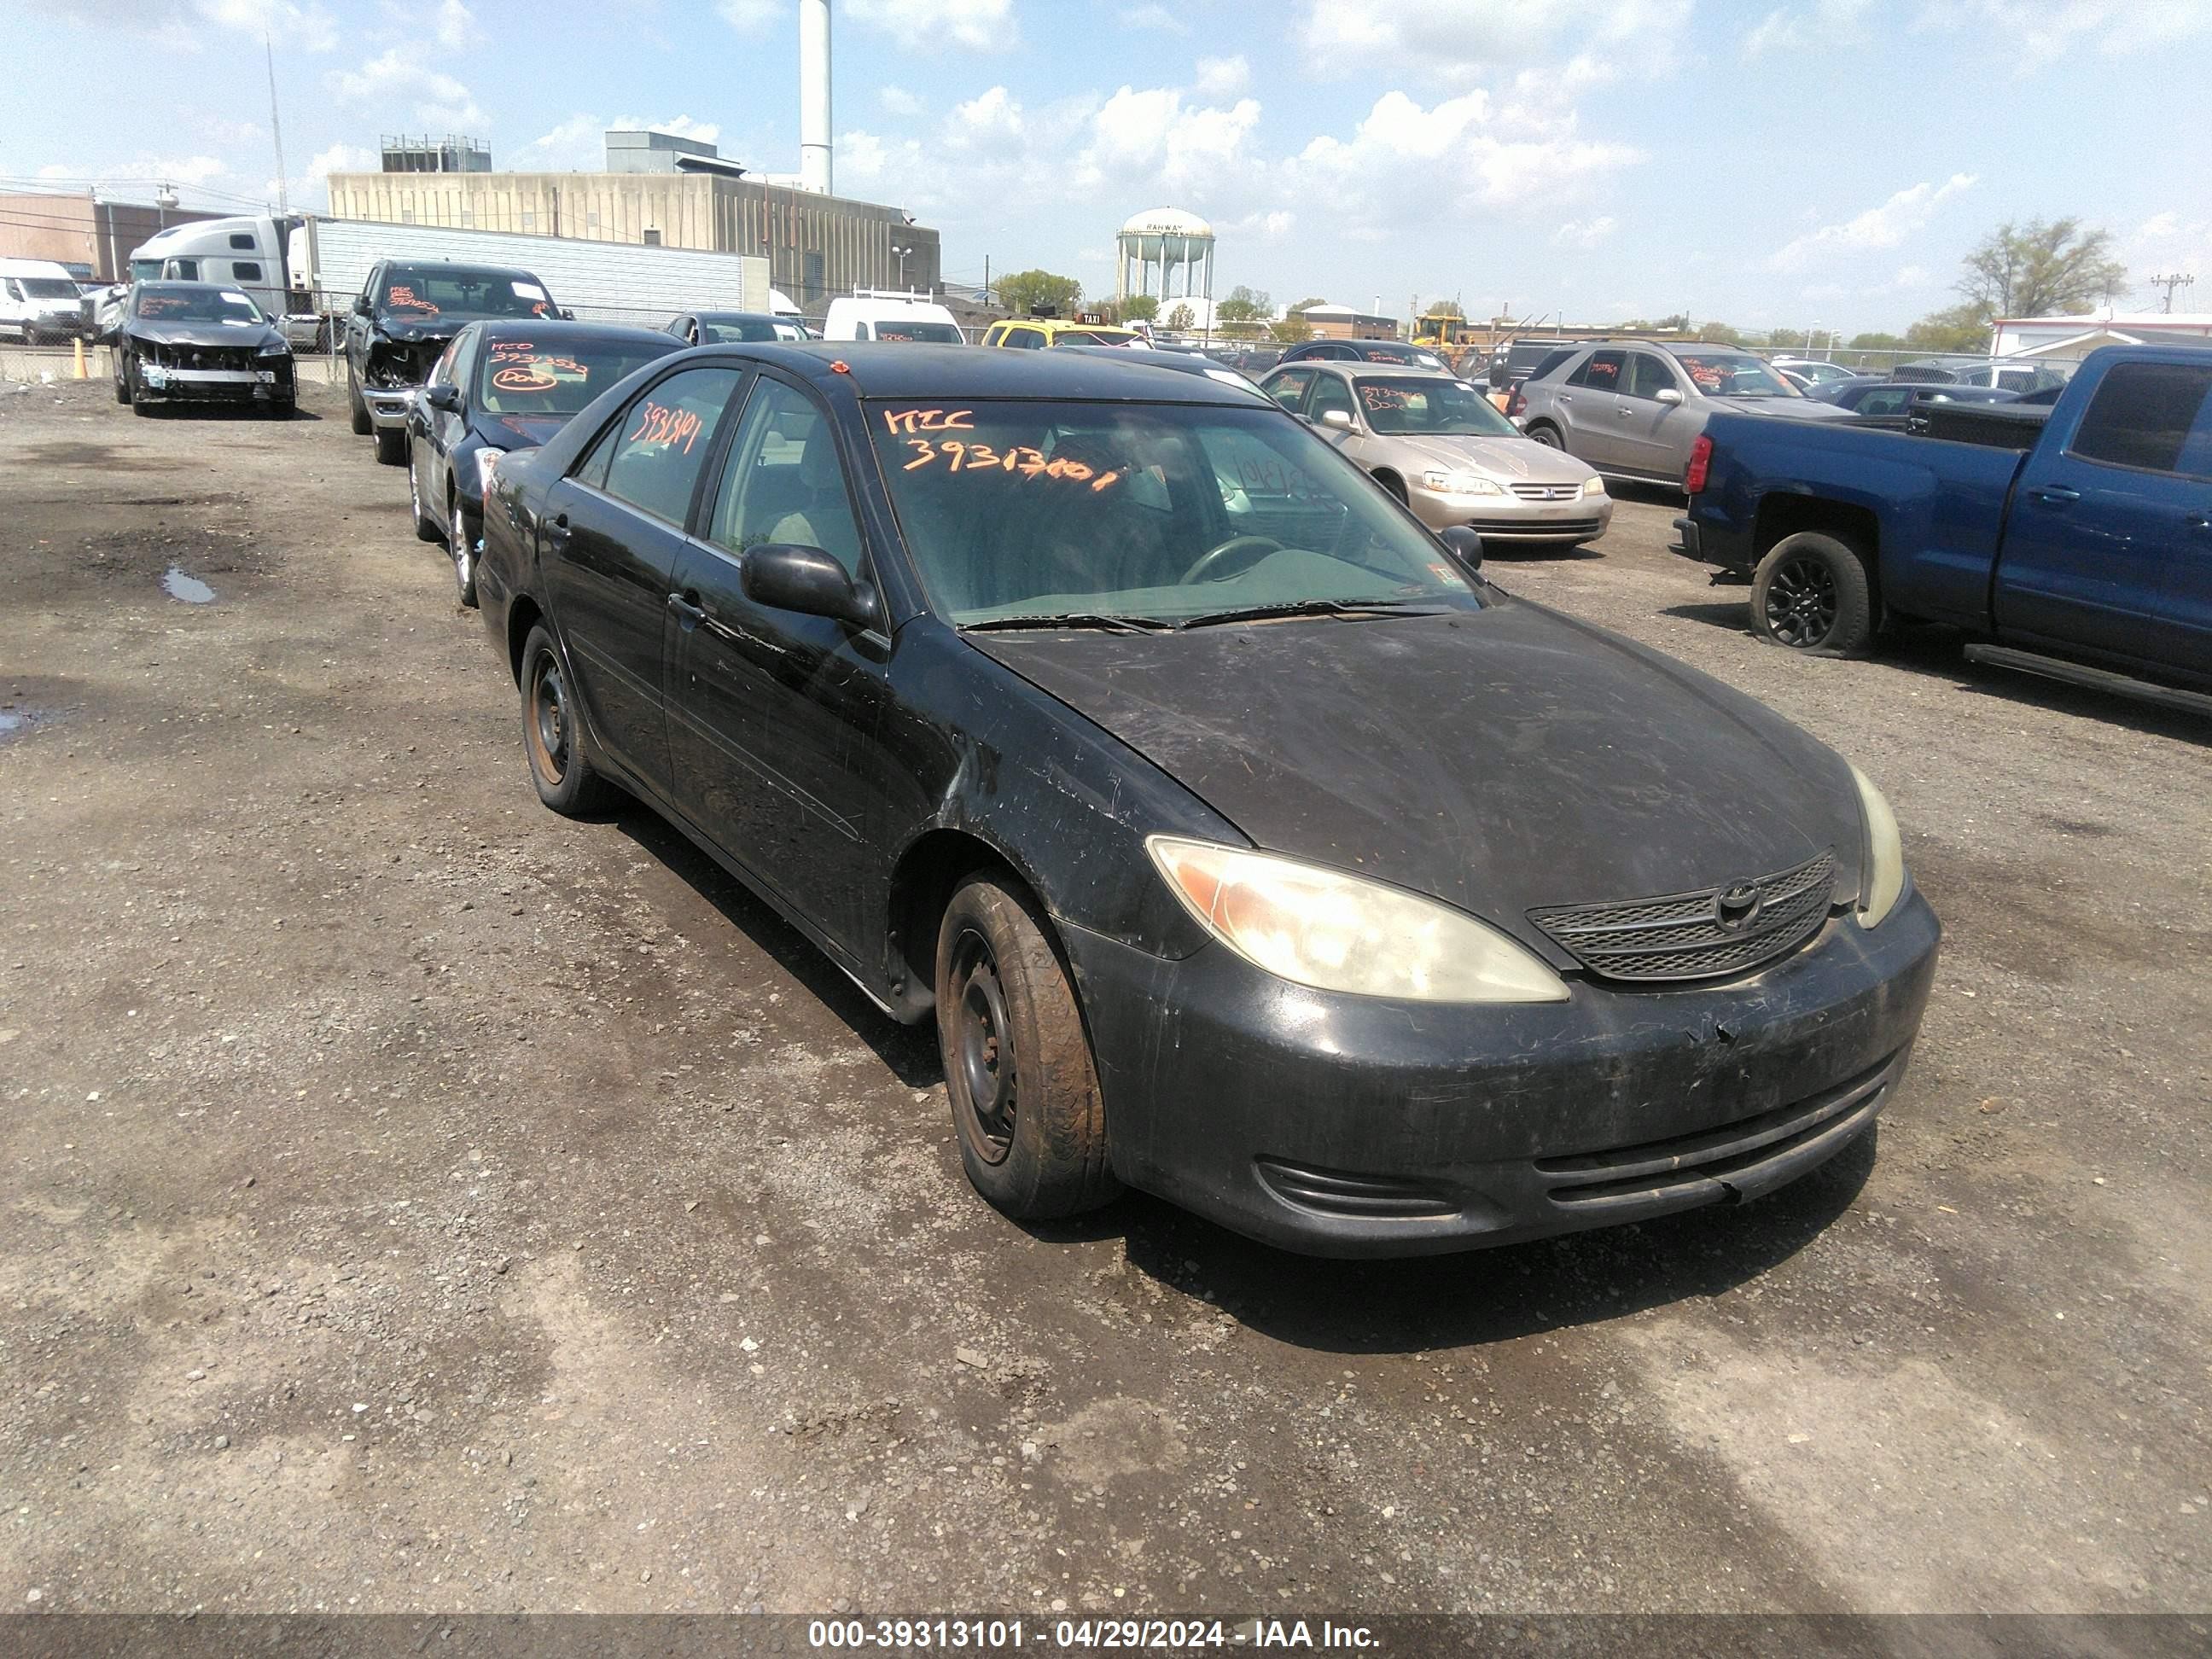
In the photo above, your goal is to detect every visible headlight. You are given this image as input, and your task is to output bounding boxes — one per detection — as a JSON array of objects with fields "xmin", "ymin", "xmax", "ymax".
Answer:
[
  {"xmin": 257, "ymin": 341, "xmax": 289, "ymax": 358},
  {"xmin": 1848, "ymin": 764, "xmax": 1906, "ymax": 927},
  {"xmin": 1147, "ymin": 836, "xmax": 1569, "ymax": 1004},
  {"xmin": 1581, "ymin": 475, "xmax": 1607, "ymax": 495},
  {"xmin": 474, "ymin": 446, "xmax": 508, "ymax": 497},
  {"xmin": 1421, "ymin": 470, "xmax": 1505, "ymax": 497}
]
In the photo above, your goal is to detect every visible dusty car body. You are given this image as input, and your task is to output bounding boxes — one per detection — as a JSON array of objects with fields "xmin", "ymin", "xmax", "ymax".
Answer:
[
  {"xmin": 345, "ymin": 259, "xmax": 559, "ymax": 463},
  {"xmin": 474, "ymin": 344, "xmax": 1938, "ymax": 1257},
  {"xmin": 1263, "ymin": 363, "xmax": 1611, "ymax": 544},
  {"xmin": 111, "ymin": 282, "xmax": 294, "ymax": 416}
]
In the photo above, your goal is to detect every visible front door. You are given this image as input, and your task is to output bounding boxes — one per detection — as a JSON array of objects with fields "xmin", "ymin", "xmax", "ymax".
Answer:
[
  {"xmin": 663, "ymin": 375, "xmax": 894, "ymax": 959},
  {"xmin": 1557, "ymin": 348, "xmax": 1628, "ymax": 469},
  {"xmin": 1999, "ymin": 358, "xmax": 2212, "ymax": 672},
  {"xmin": 1608, "ymin": 352, "xmax": 1684, "ymax": 480},
  {"xmin": 543, "ymin": 364, "xmax": 746, "ymax": 791}
]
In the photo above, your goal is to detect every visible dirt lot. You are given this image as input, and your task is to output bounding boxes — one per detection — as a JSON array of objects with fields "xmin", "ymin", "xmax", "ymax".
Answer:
[{"xmin": 2, "ymin": 371, "xmax": 2208, "ymax": 1620}]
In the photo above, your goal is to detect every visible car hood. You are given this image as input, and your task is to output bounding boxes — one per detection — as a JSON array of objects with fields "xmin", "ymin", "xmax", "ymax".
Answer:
[
  {"xmin": 1369, "ymin": 433, "xmax": 1598, "ymax": 483},
  {"xmin": 1704, "ymin": 394, "xmax": 1856, "ymax": 422},
  {"xmin": 474, "ymin": 412, "xmax": 571, "ymax": 450},
  {"xmin": 373, "ymin": 315, "xmax": 465, "ymax": 346},
  {"xmin": 126, "ymin": 317, "xmax": 286, "ymax": 351},
  {"xmin": 968, "ymin": 600, "xmax": 1864, "ymax": 934}
]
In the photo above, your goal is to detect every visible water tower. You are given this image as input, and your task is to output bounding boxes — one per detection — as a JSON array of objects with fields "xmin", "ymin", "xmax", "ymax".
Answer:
[{"xmin": 1115, "ymin": 207, "xmax": 1214, "ymax": 306}]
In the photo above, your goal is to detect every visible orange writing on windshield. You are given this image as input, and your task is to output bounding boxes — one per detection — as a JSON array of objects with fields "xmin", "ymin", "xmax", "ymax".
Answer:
[
  {"xmin": 882, "ymin": 407, "xmax": 975, "ymax": 435},
  {"xmin": 386, "ymin": 285, "xmax": 439, "ymax": 315},
  {"xmin": 901, "ymin": 439, "xmax": 1120, "ymax": 492},
  {"xmin": 626, "ymin": 399, "xmax": 704, "ymax": 454}
]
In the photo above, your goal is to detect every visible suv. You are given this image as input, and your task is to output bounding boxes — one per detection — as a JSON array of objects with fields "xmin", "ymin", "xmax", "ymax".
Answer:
[
  {"xmin": 1515, "ymin": 341, "xmax": 1852, "ymax": 485},
  {"xmin": 346, "ymin": 260, "xmax": 559, "ymax": 464}
]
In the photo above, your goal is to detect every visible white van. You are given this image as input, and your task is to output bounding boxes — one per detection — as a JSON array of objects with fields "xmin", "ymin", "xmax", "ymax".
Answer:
[
  {"xmin": 0, "ymin": 257, "xmax": 90, "ymax": 342},
  {"xmin": 821, "ymin": 289, "xmax": 964, "ymax": 344}
]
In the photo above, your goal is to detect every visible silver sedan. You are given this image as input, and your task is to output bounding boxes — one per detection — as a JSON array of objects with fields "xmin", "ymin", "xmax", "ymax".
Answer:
[{"xmin": 1261, "ymin": 362, "xmax": 1612, "ymax": 545}]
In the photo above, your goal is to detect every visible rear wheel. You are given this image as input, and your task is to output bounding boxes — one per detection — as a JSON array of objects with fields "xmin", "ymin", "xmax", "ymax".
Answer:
[
  {"xmin": 1525, "ymin": 422, "xmax": 1563, "ymax": 449},
  {"xmin": 936, "ymin": 874, "xmax": 1119, "ymax": 1221},
  {"xmin": 1751, "ymin": 531, "xmax": 1874, "ymax": 656},
  {"xmin": 519, "ymin": 624, "xmax": 616, "ymax": 817}
]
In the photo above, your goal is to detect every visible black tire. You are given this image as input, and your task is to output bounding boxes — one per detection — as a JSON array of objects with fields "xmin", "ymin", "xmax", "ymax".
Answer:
[
  {"xmin": 128, "ymin": 362, "xmax": 153, "ymax": 417},
  {"xmin": 374, "ymin": 425, "xmax": 406, "ymax": 466},
  {"xmin": 451, "ymin": 493, "xmax": 480, "ymax": 608},
  {"xmin": 114, "ymin": 353, "xmax": 131, "ymax": 405},
  {"xmin": 519, "ymin": 624, "xmax": 616, "ymax": 817},
  {"xmin": 936, "ymin": 874, "xmax": 1118, "ymax": 1221},
  {"xmin": 267, "ymin": 399, "xmax": 294, "ymax": 420},
  {"xmin": 348, "ymin": 366, "xmax": 371, "ymax": 435},
  {"xmin": 1374, "ymin": 470, "xmax": 1409, "ymax": 505},
  {"xmin": 409, "ymin": 446, "xmax": 441, "ymax": 542},
  {"xmin": 1525, "ymin": 422, "xmax": 1563, "ymax": 449},
  {"xmin": 1751, "ymin": 531, "xmax": 1875, "ymax": 656}
]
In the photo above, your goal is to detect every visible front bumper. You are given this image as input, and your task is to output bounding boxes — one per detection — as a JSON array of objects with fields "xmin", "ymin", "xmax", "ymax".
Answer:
[
  {"xmin": 1407, "ymin": 482, "xmax": 1615, "ymax": 544},
  {"xmin": 1062, "ymin": 891, "xmax": 1939, "ymax": 1257},
  {"xmin": 363, "ymin": 386, "xmax": 416, "ymax": 431},
  {"xmin": 137, "ymin": 361, "xmax": 295, "ymax": 404}
]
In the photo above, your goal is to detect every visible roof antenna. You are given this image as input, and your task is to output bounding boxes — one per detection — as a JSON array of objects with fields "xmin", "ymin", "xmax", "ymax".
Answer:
[{"xmin": 265, "ymin": 32, "xmax": 290, "ymax": 217}]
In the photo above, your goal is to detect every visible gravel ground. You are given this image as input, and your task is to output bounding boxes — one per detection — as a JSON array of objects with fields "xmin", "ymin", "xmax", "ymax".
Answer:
[{"xmin": 1, "ymin": 375, "xmax": 2207, "ymax": 1619}]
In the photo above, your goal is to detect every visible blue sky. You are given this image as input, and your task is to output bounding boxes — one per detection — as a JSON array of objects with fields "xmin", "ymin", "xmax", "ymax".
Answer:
[{"xmin": 9, "ymin": 0, "xmax": 2210, "ymax": 333}]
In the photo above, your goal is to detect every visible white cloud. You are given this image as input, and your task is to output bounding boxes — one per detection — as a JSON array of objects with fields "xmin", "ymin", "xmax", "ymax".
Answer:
[
  {"xmin": 308, "ymin": 141, "xmax": 379, "ymax": 179},
  {"xmin": 514, "ymin": 114, "xmax": 606, "ymax": 170},
  {"xmin": 945, "ymin": 85, "xmax": 1026, "ymax": 148},
  {"xmin": 1194, "ymin": 54, "xmax": 1250, "ymax": 96},
  {"xmin": 878, "ymin": 84, "xmax": 926, "ymax": 116},
  {"xmin": 431, "ymin": 0, "xmax": 482, "ymax": 50},
  {"xmin": 1076, "ymin": 85, "xmax": 1264, "ymax": 192},
  {"xmin": 1555, "ymin": 215, "xmax": 1617, "ymax": 247},
  {"xmin": 1742, "ymin": 0, "xmax": 1873, "ymax": 56},
  {"xmin": 1300, "ymin": 0, "xmax": 1691, "ymax": 81},
  {"xmin": 848, "ymin": 0, "xmax": 1013, "ymax": 52},
  {"xmin": 1120, "ymin": 2, "xmax": 1188, "ymax": 31},
  {"xmin": 326, "ymin": 45, "xmax": 487, "ymax": 130},
  {"xmin": 198, "ymin": 0, "xmax": 337, "ymax": 51},
  {"xmin": 1767, "ymin": 172, "xmax": 1978, "ymax": 271},
  {"xmin": 32, "ymin": 0, "xmax": 335, "ymax": 49},
  {"xmin": 716, "ymin": 0, "xmax": 779, "ymax": 32},
  {"xmin": 2137, "ymin": 210, "xmax": 2182, "ymax": 240},
  {"xmin": 615, "ymin": 114, "xmax": 721, "ymax": 146},
  {"xmin": 1913, "ymin": 0, "xmax": 2212, "ymax": 65},
  {"xmin": 838, "ymin": 130, "xmax": 888, "ymax": 182}
]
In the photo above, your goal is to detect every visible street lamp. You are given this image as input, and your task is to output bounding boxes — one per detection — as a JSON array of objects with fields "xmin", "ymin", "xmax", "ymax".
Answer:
[
  {"xmin": 891, "ymin": 243, "xmax": 911, "ymax": 290},
  {"xmin": 156, "ymin": 181, "xmax": 179, "ymax": 230}
]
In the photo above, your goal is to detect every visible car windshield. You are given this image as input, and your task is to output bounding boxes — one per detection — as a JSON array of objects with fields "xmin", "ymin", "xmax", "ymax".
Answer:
[
  {"xmin": 870, "ymin": 400, "xmax": 1485, "ymax": 626},
  {"xmin": 1368, "ymin": 346, "xmax": 1447, "ymax": 369},
  {"xmin": 874, "ymin": 320, "xmax": 964, "ymax": 344},
  {"xmin": 128, "ymin": 259, "xmax": 163, "ymax": 282},
  {"xmin": 699, "ymin": 316, "xmax": 806, "ymax": 342},
  {"xmin": 1354, "ymin": 376, "xmax": 1516, "ymax": 436},
  {"xmin": 20, "ymin": 277, "xmax": 79, "ymax": 299},
  {"xmin": 1674, "ymin": 352, "xmax": 1800, "ymax": 399},
  {"xmin": 135, "ymin": 286, "xmax": 263, "ymax": 324},
  {"xmin": 1052, "ymin": 329, "xmax": 1139, "ymax": 347},
  {"xmin": 381, "ymin": 267, "xmax": 552, "ymax": 320},
  {"xmin": 475, "ymin": 337, "xmax": 675, "ymax": 416}
]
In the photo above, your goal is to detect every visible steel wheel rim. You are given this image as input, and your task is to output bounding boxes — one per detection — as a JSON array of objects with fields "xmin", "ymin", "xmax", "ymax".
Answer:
[
  {"xmin": 1767, "ymin": 556, "xmax": 1839, "ymax": 647},
  {"xmin": 952, "ymin": 928, "xmax": 1016, "ymax": 1163},
  {"xmin": 451, "ymin": 502, "xmax": 472, "ymax": 596},
  {"xmin": 529, "ymin": 651, "xmax": 569, "ymax": 782},
  {"xmin": 409, "ymin": 456, "xmax": 422, "ymax": 521}
]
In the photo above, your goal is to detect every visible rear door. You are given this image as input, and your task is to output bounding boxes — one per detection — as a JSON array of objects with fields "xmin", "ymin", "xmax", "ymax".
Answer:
[
  {"xmin": 1999, "ymin": 357, "xmax": 2212, "ymax": 672},
  {"xmin": 541, "ymin": 364, "xmax": 748, "ymax": 791},
  {"xmin": 665, "ymin": 374, "xmax": 894, "ymax": 957}
]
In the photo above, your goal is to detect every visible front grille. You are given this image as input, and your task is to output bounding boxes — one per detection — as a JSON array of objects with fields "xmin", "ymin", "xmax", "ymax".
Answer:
[
  {"xmin": 149, "ymin": 343, "xmax": 255, "ymax": 371},
  {"xmin": 1255, "ymin": 1158, "xmax": 1458, "ymax": 1220},
  {"xmin": 1508, "ymin": 482, "xmax": 1584, "ymax": 501},
  {"xmin": 1463, "ymin": 515, "xmax": 1608, "ymax": 535},
  {"xmin": 1536, "ymin": 1051, "xmax": 1896, "ymax": 1208},
  {"xmin": 1529, "ymin": 850, "xmax": 1836, "ymax": 983}
]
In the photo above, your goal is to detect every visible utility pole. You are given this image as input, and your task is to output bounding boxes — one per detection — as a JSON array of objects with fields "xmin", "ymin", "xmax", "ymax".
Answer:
[
  {"xmin": 265, "ymin": 34, "xmax": 290, "ymax": 217},
  {"xmin": 2149, "ymin": 272, "xmax": 2195, "ymax": 313}
]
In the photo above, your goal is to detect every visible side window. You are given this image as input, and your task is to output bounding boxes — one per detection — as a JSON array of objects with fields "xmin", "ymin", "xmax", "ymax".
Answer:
[
  {"xmin": 707, "ymin": 379, "xmax": 865, "ymax": 576},
  {"xmin": 599, "ymin": 366, "xmax": 745, "ymax": 527},
  {"xmin": 229, "ymin": 233, "xmax": 255, "ymax": 251},
  {"xmin": 1625, "ymin": 353, "xmax": 1678, "ymax": 399},
  {"xmin": 167, "ymin": 259, "xmax": 198, "ymax": 281},
  {"xmin": 1569, "ymin": 350, "xmax": 1626, "ymax": 390},
  {"xmin": 1009, "ymin": 328, "xmax": 1045, "ymax": 349},
  {"xmin": 1307, "ymin": 373, "xmax": 1356, "ymax": 423},
  {"xmin": 853, "ymin": 321, "xmax": 872, "ymax": 341},
  {"xmin": 1859, "ymin": 387, "xmax": 1911, "ymax": 416},
  {"xmin": 427, "ymin": 333, "xmax": 463, "ymax": 387},
  {"xmin": 231, "ymin": 261, "xmax": 262, "ymax": 282},
  {"xmin": 1265, "ymin": 368, "xmax": 1314, "ymax": 412},
  {"xmin": 2068, "ymin": 363, "xmax": 2212, "ymax": 478}
]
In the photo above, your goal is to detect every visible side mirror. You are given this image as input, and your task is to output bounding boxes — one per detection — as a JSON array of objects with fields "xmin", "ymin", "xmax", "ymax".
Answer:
[
  {"xmin": 558, "ymin": 308, "xmax": 576, "ymax": 321},
  {"xmin": 352, "ymin": 295, "xmax": 371, "ymax": 317},
  {"xmin": 742, "ymin": 543, "xmax": 881, "ymax": 632},
  {"xmin": 1319, "ymin": 407, "xmax": 1354, "ymax": 429},
  {"xmin": 1437, "ymin": 526, "xmax": 1485, "ymax": 573},
  {"xmin": 1655, "ymin": 387, "xmax": 1685, "ymax": 406},
  {"xmin": 425, "ymin": 383, "xmax": 463, "ymax": 412}
]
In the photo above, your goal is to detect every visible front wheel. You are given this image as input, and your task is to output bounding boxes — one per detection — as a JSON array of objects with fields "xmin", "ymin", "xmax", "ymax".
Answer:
[
  {"xmin": 114, "ymin": 354, "xmax": 131, "ymax": 405},
  {"xmin": 348, "ymin": 365, "xmax": 371, "ymax": 434},
  {"xmin": 409, "ymin": 446, "xmax": 441, "ymax": 541},
  {"xmin": 1751, "ymin": 532, "xmax": 1874, "ymax": 656},
  {"xmin": 451, "ymin": 495, "xmax": 480, "ymax": 608},
  {"xmin": 936, "ymin": 875, "xmax": 1119, "ymax": 1221},
  {"xmin": 1374, "ymin": 470, "xmax": 1409, "ymax": 505},
  {"xmin": 374, "ymin": 425, "xmax": 406, "ymax": 466},
  {"xmin": 519, "ymin": 624, "xmax": 616, "ymax": 817}
]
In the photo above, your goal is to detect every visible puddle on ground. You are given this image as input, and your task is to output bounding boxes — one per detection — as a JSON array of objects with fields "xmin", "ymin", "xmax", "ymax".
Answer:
[
  {"xmin": 0, "ymin": 707, "xmax": 55, "ymax": 743},
  {"xmin": 160, "ymin": 566, "xmax": 216, "ymax": 604}
]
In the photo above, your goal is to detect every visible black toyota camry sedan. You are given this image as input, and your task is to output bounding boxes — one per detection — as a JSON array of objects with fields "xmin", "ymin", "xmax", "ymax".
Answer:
[
  {"xmin": 111, "ymin": 282, "xmax": 294, "ymax": 416},
  {"xmin": 405, "ymin": 319, "xmax": 683, "ymax": 606},
  {"xmin": 474, "ymin": 345, "xmax": 1940, "ymax": 1257}
]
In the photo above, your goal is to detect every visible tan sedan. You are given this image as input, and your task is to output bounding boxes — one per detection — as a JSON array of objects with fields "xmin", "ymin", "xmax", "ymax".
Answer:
[{"xmin": 1260, "ymin": 362, "xmax": 1613, "ymax": 545}]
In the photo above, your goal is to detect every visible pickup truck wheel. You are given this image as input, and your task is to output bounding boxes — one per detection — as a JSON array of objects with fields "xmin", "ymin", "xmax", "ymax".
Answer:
[
  {"xmin": 348, "ymin": 368, "xmax": 371, "ymax": 435},
  {"xmin": 519, "ymin": 625, "xmax": 617, "ymax": 817},
  {"xmin": 1525, "ymin": 422, "xmax": 1563, "ymax": 450},
  {"xmin": 1752, "ymin": 532, "xmax": 1873, "ymax": 656},
  {"xmin": 374, "ymin": 426, "xmax": 406, "ymax": 466},
  {"xmin": 937, "ymin": 874, "xmax": 1119, "ymax": 1222}
]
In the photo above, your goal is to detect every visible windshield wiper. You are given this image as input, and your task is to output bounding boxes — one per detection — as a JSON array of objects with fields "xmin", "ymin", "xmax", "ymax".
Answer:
[
  {"xmin": 962, "ymin": 612, "xmax": 1174, "ymax": 634},
  {"xmin": 1175, "ymin": 597, "xmax": 1442, "ymax": 630}
]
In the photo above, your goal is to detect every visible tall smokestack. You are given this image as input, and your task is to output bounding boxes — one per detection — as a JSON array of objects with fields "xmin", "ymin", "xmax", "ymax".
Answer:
[{"xmin": 799, "ymin": 0, "xmax": 831, "ymax": 195}]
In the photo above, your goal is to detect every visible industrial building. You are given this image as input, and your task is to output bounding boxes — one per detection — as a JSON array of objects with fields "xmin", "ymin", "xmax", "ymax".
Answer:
[
  {"xmin": 1293, "ymin": 303, "xmax": 1400, "ymax": 341},
  {"xmin": 0, "ymin": 189, "xmax": 221, "ymax": 283}
]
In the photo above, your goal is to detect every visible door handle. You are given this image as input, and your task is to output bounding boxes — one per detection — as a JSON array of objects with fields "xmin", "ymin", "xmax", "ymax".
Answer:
[
  {"xmin": 545, "ymin": 511, "xmax": 572, "ymax": 547},
  {"xmin": 667, "ymin": 591, "xmax": 707, "ymax": 629},
  {"xmin": 2031, "ymin": 486, "xmax": 2081, "ymax": 505}
]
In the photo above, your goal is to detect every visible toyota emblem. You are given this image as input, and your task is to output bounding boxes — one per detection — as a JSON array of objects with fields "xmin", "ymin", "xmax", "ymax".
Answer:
[{"xmin": 1713, "ymin": 882, "xmax": 1763, "ymax": 931}]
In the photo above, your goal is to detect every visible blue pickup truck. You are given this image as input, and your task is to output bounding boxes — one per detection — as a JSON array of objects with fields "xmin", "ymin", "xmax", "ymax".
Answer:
[{"xmin": 1678, "ymin": 345, "xmax": 2211, "ymax": 709}]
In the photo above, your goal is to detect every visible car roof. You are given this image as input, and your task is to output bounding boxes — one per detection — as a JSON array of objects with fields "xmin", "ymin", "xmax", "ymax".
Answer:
[
  {"xmin": 683, "ymin": 341, "xmax": 1267, "ymax": 404},
  {"xmin": 467, "ymin": 319, "xmax": 680, "ymax": 346},
  {"xmin": 136, "ymin": 281, "xmax": 249, "ymax": 296},
  {"xmin": 1308, "ymin": 361, "xmax": 1456, "ymax": 377},
  {"xmin": 1056, "ymin": 344, "xmax": 1264, "ymax": 388},
  {"xmin": 381, "ymin": 259, "xmax": 541, "ymax": 277},
  {"xmin": 689, "ymin": 310, "xmax": 793, "ymax": 323}
]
